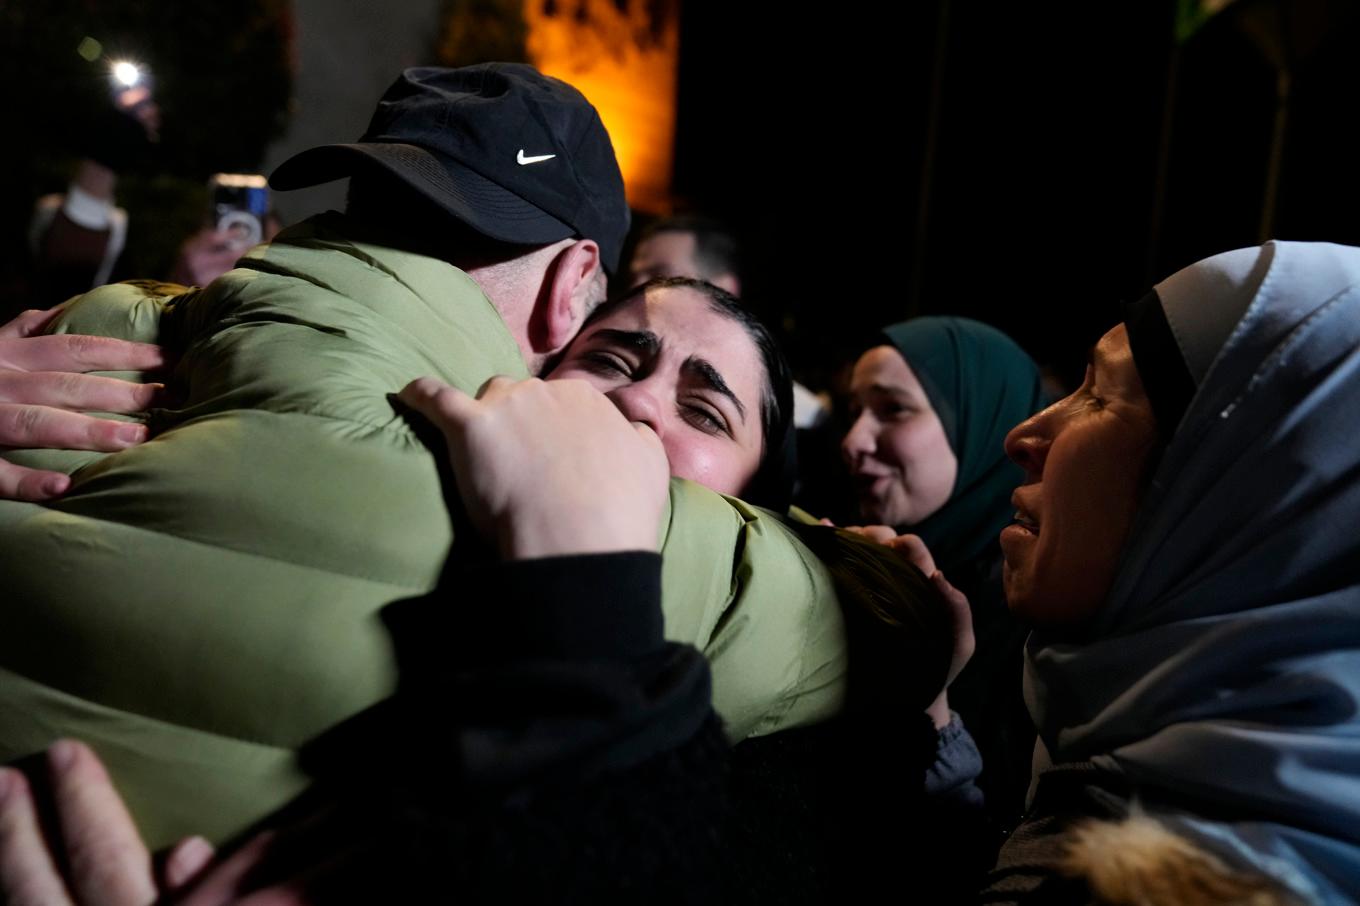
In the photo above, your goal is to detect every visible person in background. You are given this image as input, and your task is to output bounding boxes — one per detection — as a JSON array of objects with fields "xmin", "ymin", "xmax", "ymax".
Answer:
[
  {"xmin": 168, "ymin": 174, "xmax": 282, "ymax": 287},
  {"xmin": 626, "ymin": 213, "xmax": 744, "ymax": 296},
  {"xmin": 26, "ymin": 74, "xmax": 276, "ymax": 304},
  {"xmin": 842, "ymin": 316, "xmax": 1048, "ymax": 844},
  {"xmin": 27, "ymin": 79, "xmax": 159, "ymax": 306}
]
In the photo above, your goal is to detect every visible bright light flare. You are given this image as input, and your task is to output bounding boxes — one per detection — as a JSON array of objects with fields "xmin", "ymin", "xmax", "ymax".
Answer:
[{"xmin": 111, "ymin": 61, "xmax": 141, "ymax": 87}]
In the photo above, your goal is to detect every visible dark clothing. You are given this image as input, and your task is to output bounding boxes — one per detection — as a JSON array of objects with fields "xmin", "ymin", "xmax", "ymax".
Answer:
[
  {"xmin": 307, "ymin": 551, "xmax": 725, "ymax": 903},
  {"xmin": 303, "ymin": 551, "xmax": 982, "ymax": 903},
  {"xmin": 29, "ymin": 199, "xmax": 124, "ymax": 306},
  {"xmin": 727, "ymin": 710, "xmax": 987, "ymax": 902},
  {"xmin": 946, "ymin": 547, "xmax": 1035, "ymax": 844},
  {"xmin": 978, "ymin": 763, "xmax": 1127, "ymax": 905},
  {"xmin": 875, "ymin": 317, "xmax": 1048, "ymax": 851}
]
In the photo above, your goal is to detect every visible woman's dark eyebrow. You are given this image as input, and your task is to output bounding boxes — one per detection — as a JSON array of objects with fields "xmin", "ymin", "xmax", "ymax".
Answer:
[
  {"xmin": 590, "ymin": 328, "xmax": 660, "ymax": 355},
  {"xmin": 849, "ymin": 383, "xmax": 913, "ymax": 404},
  {"xmin": 683, "ymin": 356, "xmax": 747, "ymax": 423}
]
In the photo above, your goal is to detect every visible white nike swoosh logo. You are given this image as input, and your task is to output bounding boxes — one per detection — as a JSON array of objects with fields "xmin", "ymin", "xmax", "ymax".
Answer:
[{"xmin": 517, "ymin": 150, "xmax": 557, "ymax": 165}]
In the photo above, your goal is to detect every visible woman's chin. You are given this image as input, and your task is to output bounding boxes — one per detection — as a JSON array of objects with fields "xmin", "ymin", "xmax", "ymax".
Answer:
[
  {"xmin": 855, "ymin": 492, "xmax": 903, "ymax": 528},
  {"xmin": 1002, "ymin": 560, "xmax": 1110, "ymax": 630},
  {"xmin": 855, "ymin": 501, "xmax": 886, "ymax": 526},
  {"xmin": 1001, "ymin": 559, "xmax": 1033, "ymax": 620}
]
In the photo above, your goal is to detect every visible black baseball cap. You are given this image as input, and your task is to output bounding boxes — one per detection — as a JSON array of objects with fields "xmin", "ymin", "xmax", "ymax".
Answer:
[{"xmin": 270, "ymin": 63, "xmax": 630, "ymax": 273}]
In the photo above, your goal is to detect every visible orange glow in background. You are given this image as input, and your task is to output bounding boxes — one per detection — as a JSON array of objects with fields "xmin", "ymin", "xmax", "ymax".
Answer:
[{"xmin": 525, "ymin": 0, "xmax": 679, "ymax": 213}]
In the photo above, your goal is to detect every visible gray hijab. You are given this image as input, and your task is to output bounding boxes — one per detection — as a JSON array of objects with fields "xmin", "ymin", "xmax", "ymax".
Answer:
[{"xmin": 1026, "ymin": 241, "xmax": 1360, "ymax": 904}]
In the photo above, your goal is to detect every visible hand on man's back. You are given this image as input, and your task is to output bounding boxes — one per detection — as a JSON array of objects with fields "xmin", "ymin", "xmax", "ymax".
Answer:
[
  {"xmin": 399, "ymin": 375, "xmax": 670, "ymax": 560},
  {"xmin": 0, "ymin": 306, "xmax": 165, "ymax": 501}
]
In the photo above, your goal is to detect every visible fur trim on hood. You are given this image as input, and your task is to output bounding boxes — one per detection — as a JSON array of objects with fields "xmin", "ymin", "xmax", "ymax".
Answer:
[{"xmin": 1059, "ymin": 815, "xmax": 1305, "ymax": 906}]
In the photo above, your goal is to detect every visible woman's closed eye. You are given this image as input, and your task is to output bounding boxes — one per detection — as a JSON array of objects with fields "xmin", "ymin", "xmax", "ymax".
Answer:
[
  {"xmin": 849, "ymin": 398, "xmax": 912, "ymax": 421},
  {"xmin": 582, "ymin": 350, "xmax": 634, "ymax": 377},
  {"xmin": 878, "ymin": 400, "xmax": 912, "ymax": 419},
  {"xmin": 681, "ymin": 400, "xmax": 730, "ymax": 436}
]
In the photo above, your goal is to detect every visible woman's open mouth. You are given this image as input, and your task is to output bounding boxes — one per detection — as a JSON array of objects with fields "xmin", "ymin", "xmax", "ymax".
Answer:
[{"xmin": 1008, "ymin": 492, "xmax": 1040, "ymax": 535}]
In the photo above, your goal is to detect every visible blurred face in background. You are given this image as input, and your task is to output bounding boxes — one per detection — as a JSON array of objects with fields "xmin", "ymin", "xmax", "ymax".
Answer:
[
  {"xmin": 842, "ymin": 345, "xmax": 957, "ymax": 528},
  {"xmin": 627, "ymin": 230, "xmax": 741, "ymax": 296}
]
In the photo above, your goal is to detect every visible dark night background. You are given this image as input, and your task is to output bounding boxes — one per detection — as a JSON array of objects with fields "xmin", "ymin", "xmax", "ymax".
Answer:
[
  {"xmin": 4, "ymin": 0, "xmax": 1359, "ymax": 393},
  {"xmin": 673, "ymin": 0, "xmax": 1360, "ymax": 390}
]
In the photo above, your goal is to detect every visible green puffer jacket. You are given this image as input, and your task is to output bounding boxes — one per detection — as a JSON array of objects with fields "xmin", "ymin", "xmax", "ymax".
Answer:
[{"xmin": 0, "ymin": 214, "xmax": 847, "ymax": 849}]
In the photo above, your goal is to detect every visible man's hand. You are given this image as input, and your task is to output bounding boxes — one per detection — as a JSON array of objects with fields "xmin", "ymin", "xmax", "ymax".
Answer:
[
  {"xmin": 0, "ymin": 740, "xmax": 316, "ymax": 906},
  {"xmin": 399, "ymin": 375, "xmax": 669, "ymax": 560},
  {"xmin": 0, "ymin": 307, "xmax": 164, "ymax": 501},
  {"xmin": 0, "ymin": 741, "xmax": 215, "ymax": 906}
]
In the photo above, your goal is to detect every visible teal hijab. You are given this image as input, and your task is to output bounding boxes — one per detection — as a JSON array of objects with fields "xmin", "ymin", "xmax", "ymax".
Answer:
[{"xmin": 879, "ymin": 317, "xmax": 1047, "ymax": 572}]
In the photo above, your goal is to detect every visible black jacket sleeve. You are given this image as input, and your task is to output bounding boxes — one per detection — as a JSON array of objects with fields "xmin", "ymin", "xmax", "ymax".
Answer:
[
  {"xmin": 301, "ymin": 551, "xmax": 729, "ymax": 905},
  {"xmin": 389, "ymin": 551, "xmax": 715, "ymax": 793}
]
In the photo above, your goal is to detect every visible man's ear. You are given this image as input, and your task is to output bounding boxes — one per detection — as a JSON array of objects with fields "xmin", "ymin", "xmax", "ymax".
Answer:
[{"xmin": 539, "ymin": 239, "xmax": 603, "ymax": 354}]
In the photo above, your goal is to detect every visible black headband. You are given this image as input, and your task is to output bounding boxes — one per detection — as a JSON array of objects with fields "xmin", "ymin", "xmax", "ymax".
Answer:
[{"xmin": 1123, "ymin": 290, "xmax": 1197, "ymax": 441}]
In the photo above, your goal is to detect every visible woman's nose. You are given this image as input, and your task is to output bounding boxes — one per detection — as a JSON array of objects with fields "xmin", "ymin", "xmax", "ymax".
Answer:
[
  {"xmin": 841, "ymin": 412, "xmax": 875, "ymax": 467},
  {"xmin": 607, "ymin": 384, "xmax": 664, "ymax": 436},
  {"xmin": 1003, "ymin": 410, "xmax": 1052, "ymax": 475}
]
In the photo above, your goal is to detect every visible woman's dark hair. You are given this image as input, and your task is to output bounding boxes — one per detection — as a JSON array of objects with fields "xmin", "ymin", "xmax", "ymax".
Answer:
[
  {"xmin": 788, "ymin": 524, "xmax": 954, "ymax": 713},
  {"xmin": 588, "ymin": 276, "xmax": 796, "ymax": 511}
]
